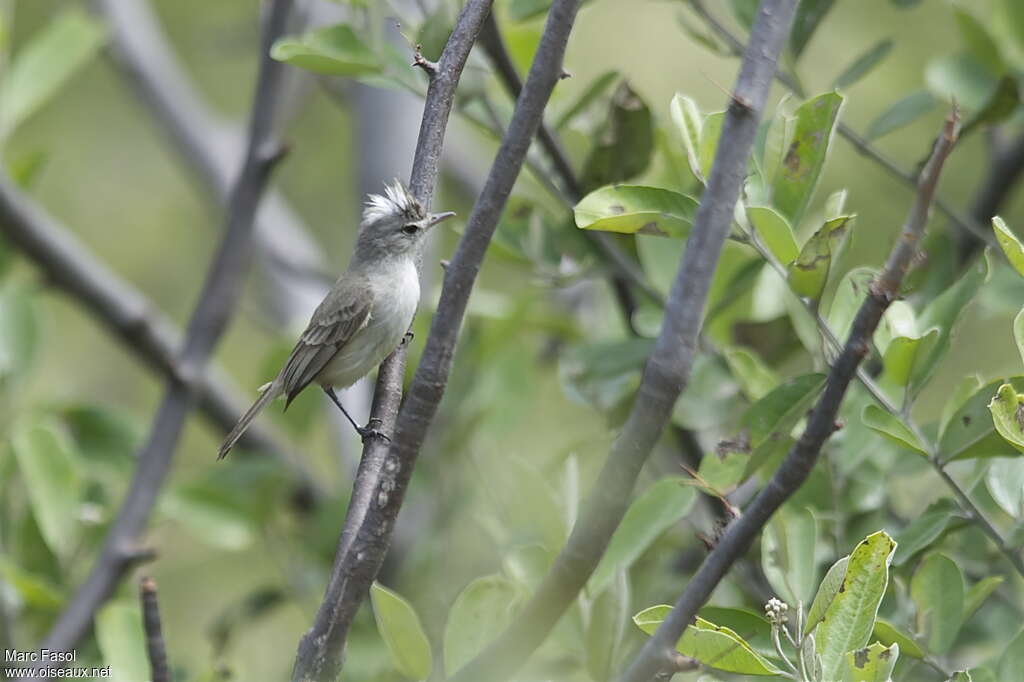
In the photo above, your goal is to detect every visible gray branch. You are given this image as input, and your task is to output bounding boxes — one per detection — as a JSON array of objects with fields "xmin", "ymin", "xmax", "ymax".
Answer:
[
  {"xmin": 289, "ymin": 1, "xmax": 499, "ymax": 679},
  {"xmin": 619, "ymin": 110, "xmax": 960, "ymax": 682},
  {"xmin": 37, "ymin": 0, "xmax": 295, "ymax": 658},
  {"xmin": 448, "ymin": 2, "xmax": 798, "ymax": 681},
  {"xmin": 0, "ymin": 176, "xmax": 315, "ymax": 483}
]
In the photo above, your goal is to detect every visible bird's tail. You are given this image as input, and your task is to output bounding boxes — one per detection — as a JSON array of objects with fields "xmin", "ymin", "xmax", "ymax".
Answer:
[{"xmin": 217, "ymin": 381, "xmax": 281, "ymax": 460}]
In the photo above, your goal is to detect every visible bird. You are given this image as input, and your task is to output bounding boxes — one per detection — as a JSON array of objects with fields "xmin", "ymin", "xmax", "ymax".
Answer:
[{"xmin": 217, "ymin": 180, "xmax": 454, "ymax": 459}]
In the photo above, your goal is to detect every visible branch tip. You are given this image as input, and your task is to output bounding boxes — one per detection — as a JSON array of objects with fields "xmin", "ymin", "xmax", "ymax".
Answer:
[{"xmin": 412, "ymin": 45, "xmax": 439, "ymax": 76}]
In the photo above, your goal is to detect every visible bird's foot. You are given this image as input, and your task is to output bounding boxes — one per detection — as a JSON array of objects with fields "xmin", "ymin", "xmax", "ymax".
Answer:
[
  {"xmin": 357, "ymin": 418, "xmax": 390, "ymax": 443},
  {"xmin": 402, "ymin": 330, "xmax": 414, "ymax": 345}
]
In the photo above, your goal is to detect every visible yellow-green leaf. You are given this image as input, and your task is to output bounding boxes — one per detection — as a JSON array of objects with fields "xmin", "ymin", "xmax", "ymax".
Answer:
[
  {"xmin": 814, "ymin": 531, "xmax": 897, "ymax": 681},
  {"xmin": 371, "ymin": 583, "xmax": 433, "ymax": 679},
  {"xmin": 994, "ymin": 217, "xmax": 1024, "ymax": 277},
  {"xmin": 747, "ymin": 205, "xmax": 799, "ymax": 264},
  {"xmin": 911, "ymin": 553, "xmax": 965, "ymax": 654},
  {"xmin": 861, "ymin": 405, "xmax": 929, "ymax": 456},
  {"xmin": 844, "ymin": 642, "xmax": 899, "ymax": 682},
  {"xmin": 574, "ymin": 185, "xmax": 698, "ymax": 237},
  {"xmin": 633, "ymin": 607, "xmax": 783, "ymax": 676},
  {"xmin": 270, "ymin": 24, "xmax": 380, "ymax": 76},
  {"xmin": 788, "ymin": 215, "xmax": 854, "ymax": 299},
  {"xmin": 988, "ymin": 383, "xmax": 1024, "ymax": 453},
  {"xmin": 772, "ymin": 91, "xmax": 844, "ymax": 225}
]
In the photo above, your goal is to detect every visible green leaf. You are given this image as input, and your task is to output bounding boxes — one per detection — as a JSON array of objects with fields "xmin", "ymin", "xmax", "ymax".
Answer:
[
  {"xmin": 873, "ymin": 619, "xmax": 926, "ymax": 659},
  {"xmin": 894, "ymin": 498, "xmax": 960, "ymax": 565},
  {"xmin": 574, "ymin": 185, "xmax": 698, "ymax": 237},
  {"xmin": 444, "ymin": 575, "xmax": 521, "ymax": 675},
  {"xmin": 828, "ymin": 267, "xmax": 876, "ymax": 341},
  {"xmin": 915, "ymin": 253, "xmax": 990, "ymax": 395},
  {"xmin": 926, "ymin": 53, "xmax": 998, "ymax": 112},
  {"xmin": 580, "ymin": 82, "xmax": 654, "ymax": 191},
  {"xmin": 986, "ymin": 457, "xmax": 1024, "ymax": 518},
  {"xmin": 0, "ymin": 8, "xmax": 106, "ymax": 140},
  {"xmin": 96, "ymin": 601, "xmax": 149, "ymax": 682},
  {"xmin": 880, "ymin": 330, "xmax": 940, "ymax": 390},
  {"xmin": 988, "ymin": 383, "xmax": 1024, "ymax": 453},
  {"xmin": 993, "ymin": 217, "xmax": 1024, "ymax": 277},
  {"xmin": 633, "ymin": 607, "xmax": 782, "ymax": 675},
  {"xmin": 0, "ymin": 556, "xmax": 64, "ymax": 609},
  {"xmin": 865, "ymin": 90, "xmax": 937, "ymax": 140},
  {"xmin": 771, "ymin": 92, "xmax": 843, "ymax": 226},
  {"xmin": 588, "ymin": 478, "xmax": 695, "ymax": 595},
  {"xmin": 911, "ymin": 553, "xmax": 965, "ymax": 654},
  {"xmin": 844, "ymin": 641, "xmax": 899, "ymax": 682},
  {"xmin": 747, "ymin": 205, "xmax": 799, "ymax": 264},
  {"xmin": 742, "ymin": 373, "xmax": 827, "ymax": 479},
  {"xmin": 60, "ymin": 403, "xmax": 140, "ymax": 472},
  {"xmin": 814, "ymin": 531, "xmax": 897, "ymax": 681},
  {"xmin": 723, "ymin": 346, "xmax": 779, "ymax": 401},
  {"xmin": 370, "ymin": 582, "xmax": 433, "ymax": 680},
  {"xmin": 954, "ymin": 6, "xmax": 1005, "ymax": 73},
  {"xmin": 999, "ymin": 0, "xmax": 1024, "ymax": 55},
  {"xmin": 559, "ymin": 337, "xmax": 652, "ymax": 413},
  {"xmin": 861, "ymin": 405, "xmax": 928, "ymax": 456},
  {"xmin": 832, "ymin": 39, "xmax": 893, "ymax": 90},
  {"xmin": 670, "ymin": 93, "xmax": 704, "ymax": 183},
  {"xmin": 698, "ymin": 449, "xmax": 747, "ymax": 493},
  {"xmin": 1015, "ymin": 309, "xmax": 1024, "ymax": 366},
  {"xmin": 788, "ymin": 215, "xmax": 854, "ymax": 300},
  {"xmin": 729, "ymin": 0, "xmax": 759, "ymax": 28},
  {"xmin": 699, "ymin": 111, "xmax": 725, "ymax": 181},
  {"xmin": 0, "ymin": 283, "xmax": 39, "ymax": 383},
  {"xmin": 11, "ymin": 419, "xmax": 82, "ymax": 559},
  {"xmin": 940, "ymin": 374, "xmax": 985, "ymax": 439},
  {"xmin": 270, "ymin": 24, "xmax": 380, "ymax": 76},
  {"xmin": 940, "ymin": 377, "xmax": 1024, "ymax": 461},
  {"xmin": 416, "ymin": 7, "xmax": 450, "ymax": 62},
  {"xmin": 805, "ymin": 555, "xmax": 848, "ymax": 635},
  {"xmin": 790, "ymin": 0, "xmax": 836, "ymax": 59},
  {"xmin": 555, "ymin": 70, "xmax": 618, "ymax": 130},
  {"xmin": 584, "ymin": 570, "xmax": 630, "ymax": 682},
  {"xmin": 964, "ymin": 576, "xmax": 1004, "ymax": 620},
  {"xmin": 761, "ymin": 506, "xmax": 818, "ymax": 605},
  {"xmin": 949, "ymin": 672, "xmax": 972, "ymax": 682},
  {"xmin": 999, "ymin": 628, "xmax": 1024, "ymax": 681}
]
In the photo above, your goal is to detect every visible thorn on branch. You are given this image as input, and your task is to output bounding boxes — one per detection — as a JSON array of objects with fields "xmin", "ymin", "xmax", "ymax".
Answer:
[
  {"xmin": 257, "ymin": 140, "xmax": 290, "ymax": 168},
  {"xmin": 139, "ymin": 577, "xmax": 171, "ymax": 682},
  {"xmin": 559, "ymin": 69, "xmax": 572, "ymax": 80},
  {"xmin": 119, "ymin": 544, "xmax": 158, "ymax": 566},
  {"xmin": 412, "ymin": 45, "xmax": 439, "ymax": 77}
]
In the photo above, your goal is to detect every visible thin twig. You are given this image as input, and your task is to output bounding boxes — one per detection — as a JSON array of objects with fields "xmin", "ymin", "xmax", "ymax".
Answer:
[
  {"xmin": 290, "ymin": 1, "xmax": 498, "ymax": 679},
  {"xmin": 618, "ymin": 110, "xmax": 960, "ymax": 682},
  {"xmin": 37, "ymin": 0, "xmax": 294, "ymax": 659},
  {"xmin": 448, "ymin": 3, "xmax": 798, "ymax": 681},
  {"xmin": 0, "ymin": 176, "xmax": 317, "ymax": 488},
  {"xmin": 139, "ymin": 577, "xmax": 170, "ymax": 682},
  {"xmin": 687, "ymin": 0, "xmax": 988, "ymax": 250}
]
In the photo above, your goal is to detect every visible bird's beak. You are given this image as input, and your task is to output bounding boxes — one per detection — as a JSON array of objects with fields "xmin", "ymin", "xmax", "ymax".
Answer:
[{"xmin": 427, "ymin": 211, "xmax": 456, "ymax": 228}]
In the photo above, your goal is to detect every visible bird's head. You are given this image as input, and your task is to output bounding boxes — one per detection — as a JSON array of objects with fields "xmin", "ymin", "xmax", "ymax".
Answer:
[{"xmin": 355, "ymin": 180, "xmax": 455, "ymax": 260}]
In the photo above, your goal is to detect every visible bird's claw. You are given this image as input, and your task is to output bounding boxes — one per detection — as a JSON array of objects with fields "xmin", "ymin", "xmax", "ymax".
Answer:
[{"xmin": 357, "ymin": 418, "xmax": 390, "ymax": 443}]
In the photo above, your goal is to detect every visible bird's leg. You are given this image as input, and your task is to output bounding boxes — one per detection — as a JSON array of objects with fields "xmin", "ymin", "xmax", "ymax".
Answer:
[{"xmin": 322, "ymin": 387, "xmax": 390, "ymax": 443}]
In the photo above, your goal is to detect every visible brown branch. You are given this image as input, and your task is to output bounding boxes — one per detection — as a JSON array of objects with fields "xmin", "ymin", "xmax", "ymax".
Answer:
[
  {"xmin": 36, "ymin": 0, "xmax": 295, "ymax": 660},
  {"xmin": 619, "ymin": 110, "xmax": 960, "ymax": 682},
  {"xmin": 289, "ymin": 1, "xmax": 498, "ymax": 679},
  {"xmin": 447, "ymin": 2, "xmax": 798, "ymax": 681},
  {"xmin": 139, "ymin": 577, "xmax": 170, "ymax": 682}
]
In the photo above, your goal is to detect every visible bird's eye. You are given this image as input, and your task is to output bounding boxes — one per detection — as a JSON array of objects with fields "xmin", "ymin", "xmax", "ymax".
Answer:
[{"xmin": 402, "ymin": 224, "xmax": 419, "ymax": 235}]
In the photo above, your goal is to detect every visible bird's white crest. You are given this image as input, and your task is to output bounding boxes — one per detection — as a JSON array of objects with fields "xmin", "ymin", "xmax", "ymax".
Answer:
[{"xmin": 362, "ymin": 179, "xmax": 424, "ymax": 224}]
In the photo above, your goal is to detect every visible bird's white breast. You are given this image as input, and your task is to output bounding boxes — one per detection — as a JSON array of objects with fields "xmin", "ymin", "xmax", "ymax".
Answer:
[{"xmin": 318, "ymin": 258, "xmax": 420, "ymax": 389}]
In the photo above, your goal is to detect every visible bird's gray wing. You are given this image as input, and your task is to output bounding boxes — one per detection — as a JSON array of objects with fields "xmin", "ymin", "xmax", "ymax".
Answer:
[{"xmin": 279, "ymin": 289, "xmax": 372, "ymax": 406}]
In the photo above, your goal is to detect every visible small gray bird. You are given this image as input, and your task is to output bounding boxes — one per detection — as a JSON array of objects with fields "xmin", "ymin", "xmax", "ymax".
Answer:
[{"xmin": 218, "ymin": 180, "xmax": 454, "ymax": 459}]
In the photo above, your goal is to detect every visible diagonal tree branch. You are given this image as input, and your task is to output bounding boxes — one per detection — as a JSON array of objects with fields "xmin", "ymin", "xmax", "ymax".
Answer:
[
  {"xmin": 37, "ymin": 0, "xmax": 295, "ymax": 659},
  {"xmin": 0, "ymin": 175, "xmax": 316, "ymax": 485},
  {"xmin": 290, "ymin": 1, "xmax": 499, "ymax": 679},
  {"xmin": 92, "ymin": 0, "xmax": 329, "ymax": 324},
  {"xmin": 447, "ymin": 2, "xmax": 799, "ymax": 681},
  {"xmin": 619, "ymin": 110, "xmax": 960, "ymax": 682}
]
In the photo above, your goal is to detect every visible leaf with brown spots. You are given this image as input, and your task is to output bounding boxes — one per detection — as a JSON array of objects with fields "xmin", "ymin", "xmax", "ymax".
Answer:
[
  {"xmin": 844, "ymin": 641, "xmax": 899, "ymax": 681},
  {"xmin": 787, "ymin": 214, "xmax": 854, "ymax": 300},
  {"xmin": 771, "ymin": 92, "xmax": 843, "ymax": 226}
]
